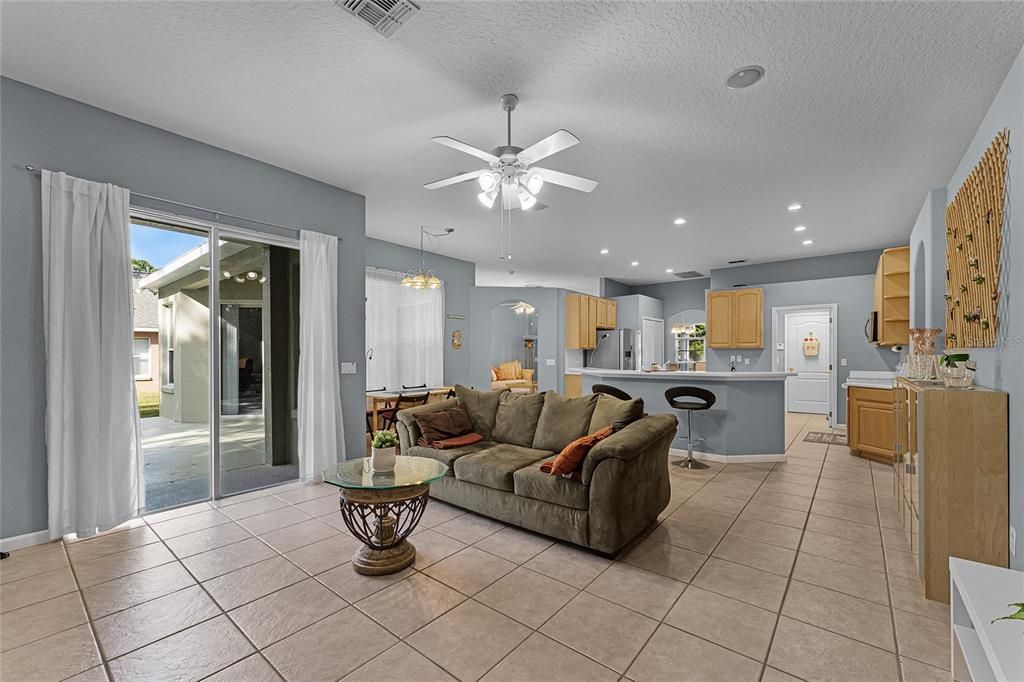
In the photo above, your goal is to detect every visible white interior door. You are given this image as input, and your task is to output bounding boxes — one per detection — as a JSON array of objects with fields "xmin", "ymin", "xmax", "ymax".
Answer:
[
  {"xmin": 641, "ymin": 317, "xmax": 664, "ymax": 368},
  {"xmin": 784, "ymin": 311, "xmax": 831, "ymax": 414}
]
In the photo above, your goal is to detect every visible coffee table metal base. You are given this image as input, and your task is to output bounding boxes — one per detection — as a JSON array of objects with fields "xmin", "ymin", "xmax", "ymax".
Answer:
[{"xmin": 338, "ymin": 483, "xmax": 430, "ymax": 575}]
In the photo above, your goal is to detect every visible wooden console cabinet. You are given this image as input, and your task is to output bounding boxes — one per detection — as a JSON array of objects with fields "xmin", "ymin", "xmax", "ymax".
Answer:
[
  {"xmin": 706, "ymin": 288, "xmax": 763, "ymax": 348},
  {"xmin": 847, "ymin": 386, "xmax": 894, "ymax": 462}
]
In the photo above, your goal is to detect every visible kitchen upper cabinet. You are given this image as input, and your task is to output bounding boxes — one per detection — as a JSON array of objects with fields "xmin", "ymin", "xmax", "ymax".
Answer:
[
  {"xmin": 566, "ymin": 294, "xmax": 617, "ymax": 348},
  {"xmin": 595, "ymin": 298, "xmax": 616, "ymax": 330},
  {"xmin": 874, "ymin": 246, "xmax": 910, "ymax": 346},
  {"xmin": 706, "ymin": 288, "xmax": 763, "ymax": 349}
]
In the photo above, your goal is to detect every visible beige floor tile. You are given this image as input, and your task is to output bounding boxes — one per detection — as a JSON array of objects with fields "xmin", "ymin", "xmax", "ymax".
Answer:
[
  {"xmin": 739, "ymin": 501, "xmax": 808, "ymax": 529},
  {"xmin": 712, "ymin": 534, "xmax": 795, "ymax": 577},
  {"xmin": 219, "ymin": 494, "xmax": 289, "ymax": 520},
  {"xmin": 82, "ymin": 561, "xmax": 195, "ymax": 619},
  {"xmin": 881, "ymin": 526, "xmax": 913, "ymax": 552},
  {"xmin": 799, "ymin": 530, "xmax": 885, "ymax": 571},
  {"xmin": 782, "ymin": 580, "xmax": 895, "ymax": 651},
  {"xmin": 424, "ymin": 547, "xmax": 516, "ymax": 596},
  {"xmin": 900, "ymin": 656, "xmax": 950, "ymax": 681},
  {"xmin": 418, "ymin": 501, "xmax": 467, "ymax": 529},
  {"xmin": 586, "ymin": 562, "xmax": 686, "ymax": 619},
  {"xmin": 0, "ymin": 591, "xmax": 88, "ymax": 652},
  {"xmin": 683, "ymin": 491, "xmax": 748, "ymax": 515},
  {"xmin": 272, "ymin": 482, "xmax": 336, "ymax": 505},
  {"xmin": 540, "ymin": 592, "xmax": 657, "ymax": 673},
  {"xmin": 765, "ymin": 471, "xmax": 819, "ymax": 487},
  {"xmin": 284, "ymin": 533, "xmax": 364, "ymax": 575},
  {"xmin": 181, "ymin": 536, "xmax": 278, "ymax": 582},
  {"xmin": 690, "ymin": 481, "xmax": 754, "ymax": 503},
  {"xmin": 0, "ymin": 624, "xmax": 101, "ymax": 681},
  {"xmin": 769, "ymin": 616, "xmax": 898, "ymax": 681},
  {"xmin": 894, "ymin": 609, "xmax": 950, "ymax": 670},
  {"xmin": 345, "ymin": 642, "xmax": 454, "ymax": 681},
  {"xmin": 472, "ymin": 526, "xmax": 553, "ymax": 564},
  {"xmin": 433, "ymin": 513, "xmax": 505, "ymax": 544},
  {"xmin": 92, "ymin": 583, "xmax": 220, "ymax": 659},
  {"xmin": 762, "ymin": 667, "xmax": 804, "ymax": 682},
  {"xmin": 258, "ymin": 518, "xmax": 338, "ymax": 553},
  {"xmin": 65, "ymin": 526, "xmax": 159, "ymax": 563},
  {"xmin": 0, "ymin": 543, "xmax": 69, "ymax": 584},
  {"xmin": 66, "ymin": 665, "xmax": 111, "ymax": 681},
  {"xmin": 476, "ymin": 566, "xmax": 578, "ymax": 628},
  {"xmin": 524, "ymin": 543, "xmax": 611, "ymax": 588},
  {"xmin": 483, "ymin": 632, "xmax": 618, "ymax": 682},
  {"xmin": 728, "ymin": 518, "xmax": 803, "ymax": 550},
  {"xmin": 810, "ymin": 498, "xmax": 879, "ymax": 526},
  {"xmin": 107, "ymin": 615, "xmax": 254, "ymax": 680},
  {"xmin": 646, "ymin": 518, "xmax": 725, "ymax": 554},
  {"xmin": 669, "ymin": 504, "xmax": 739, "ymax": 532},
  {"xmin": 805, "ymin": 513, "xmax": 881, "ymax": 544},
  {"xmin": 206, "ymin": 654, "xmax": 283, "ymax": 681},
  {"xmin": 813, "ymin": 485, "xmax": 877, "ymax": 509},
  {"xmin": 317, "ymin": 563, "xmax": 413, "ymax": 602},
  {"xmin": 203, "ymin": 556, "xmax": 307, "ymax": 610},
  {"xmin": 622, "ymin": 538, "xmax": 706, "ymax": 582},
  {"xmin": 885, "ymin": 547, "xmax": 922, "ymax": 579},
  {"xmin": 294, "ymin": 493, "xmax": 342, "ymax": 518},
  {"xmin": 791, "ymin": 553, "xmax": 889, "ymax": 605},
  {"xmin": 237, "ymin": 506, "xmax": 312, "ymax": 536},
  {"xmin": 356, "ymin": 572, "xmax": 465, "ymax": 637},
  {"xmin": 208, "ymin": 488, "xmax": 270, "ymax": 508},
  {"xmin": 229, "ymin": 578, "xmax": 346, "ymax": 647},
  {"xmin": 692, "ymin": 557, "xmax": 788, "ymax": 611},
  {"xmin": 627, "ymin": 623, "xmax": 762, "ymax": 681},
  {"xmin": 72, "ymin": 541, "xmax": 177, "ymax": 588},
  {"xmin": 143, "ymin": 501, "xmax": 213, "ymax": 524},
  {"xmin": 406, "ymin": 600, "xmax": 530, "ymax": 681},
  {"xmin": 0, "ymin": 566, "xmax": 77, "ymax": 613},
  {"xmin": 665, "ymin": 585, "xmax": 777, "ymax": 662},
  {"xmin": 411, "ymin": 529, "xmax": 468, "ymax": 569},
  {"xmin": 164, "ymin": 522, "xmax": 252, "ymax": 558},
  {"xmin": 889, "ymin": 575, "xmax": 947, "ymax": 623},
  {"xmin": 149, "ymin": 508, "xmax": 232, "ymax": 539},
  {"xmin": 815, "ymin": 476, "xmax": 875, "ymax": 495}
]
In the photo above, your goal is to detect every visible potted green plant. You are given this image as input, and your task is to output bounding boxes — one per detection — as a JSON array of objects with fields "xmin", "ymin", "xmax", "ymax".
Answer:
[{"xmin": 371, "ymin": 430, "xmax": 399, "ymax": 472}]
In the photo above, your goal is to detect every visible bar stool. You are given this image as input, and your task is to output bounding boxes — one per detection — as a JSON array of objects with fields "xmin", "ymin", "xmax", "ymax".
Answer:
[
  {"xmin": 592, "ymin": 384, "xmax": 632, "ymax": 401},
  {"xmin": 664, "ymin": 386, "xmax": 716, "ymax": 470}
]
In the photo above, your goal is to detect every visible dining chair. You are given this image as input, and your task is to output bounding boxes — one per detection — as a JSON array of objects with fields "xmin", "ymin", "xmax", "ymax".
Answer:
[
  {"xmin": 366, "ymin": 387, "xmax": 388, "ymax": 432},
  {"xmin": 380, "ymin": 391, "xmax": 430, "ymax": 431},
  {"xmin": 402, "ymin": 383, "xmax": 427, "ymax": 390}
]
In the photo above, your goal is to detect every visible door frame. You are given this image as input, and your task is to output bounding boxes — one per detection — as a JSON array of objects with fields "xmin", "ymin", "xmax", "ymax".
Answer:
[
  {"xmin": 771, "ymin": 303, "xmax": 838, "ymax": 426},
  {"xmin": 641, "ymin": 316, "xmax": 665, "ymax": 368}
]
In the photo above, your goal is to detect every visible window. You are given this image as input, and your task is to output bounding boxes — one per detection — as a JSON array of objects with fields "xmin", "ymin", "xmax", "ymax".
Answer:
[
  {"xmin": 162, "ymin": 302, "xmax": 175, "ymax": 386},
  {"xmin": 365, "ymin": 267, "xmax": 444, "ymax": 390},
  {"xmin": 133, "ymin": 338, "xmax": 152, "ymax": 379}
]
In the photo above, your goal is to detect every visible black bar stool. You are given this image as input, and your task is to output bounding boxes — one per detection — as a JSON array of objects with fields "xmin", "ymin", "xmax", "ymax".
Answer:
[
  {"xmin": 592, "ymin": 384, "xmax": 632, "ymax": 401},
  {"xmin": 664, "ymin": 386, "xmax": 716, "ymax": 470}
]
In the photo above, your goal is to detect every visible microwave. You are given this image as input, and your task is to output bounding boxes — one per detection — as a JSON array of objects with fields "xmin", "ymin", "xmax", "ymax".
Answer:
[{"xmin": 864, "ymin": 311, "xmax": 879, "ymax": 343}]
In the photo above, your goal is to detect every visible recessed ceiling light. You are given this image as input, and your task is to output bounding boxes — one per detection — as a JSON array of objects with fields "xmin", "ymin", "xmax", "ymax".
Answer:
[
  {"xmin": 631, "ymin": 261, "xmax": 639, "ymax": 267},
  {"xmin": 600, "ymin": 248, "xmax": 609, "ymax": 255},
  {"xmin": 788, "ymin": 203, "xmax": 803, "ymax": 212},
  {"xmin": 726, "ymin": 65, "xmax": 765, "ymax": 90},
  {"xmin": 673, "ymin": 218, "xmax": 687, "ymax": 225},
  {"xmin": 665, "ymin": 268, "xmax": 674, "ymax": 273},
  {"xmin": 802, "ymin": 239, "xmax": 814, "ymax": 246},
  {"xmin": 794, "ymin": 225, "xmax": 807, "ymax": 232}
]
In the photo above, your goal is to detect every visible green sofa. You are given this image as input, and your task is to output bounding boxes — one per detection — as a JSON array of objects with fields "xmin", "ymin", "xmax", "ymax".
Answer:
[{"xmin": 395, "ymin": 386, "xmax": 677, "ymax": 554}]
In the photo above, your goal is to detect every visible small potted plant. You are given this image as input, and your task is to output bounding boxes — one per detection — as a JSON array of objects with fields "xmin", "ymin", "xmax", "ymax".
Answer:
[{"xmin": 371, "ymin": 430, "xmax": 399, "ymax": 472}]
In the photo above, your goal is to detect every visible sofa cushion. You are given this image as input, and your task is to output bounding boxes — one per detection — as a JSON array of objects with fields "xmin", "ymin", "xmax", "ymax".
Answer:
[
  {"xmin": 455, "ymin": 385, "xmax": 507, "ymax": 441},
  {"xmin": 414, "ymin": 405, "xmax": 474, "ymax": 445},
  {"xmin": 453, "ymin": 443, "xmax": 553, "ymax": 491},
  {"xmin": 492, "ymin": 391, "xmax": 545, "ymax": 447},
  {"xmin": 588, "ymin": 395, "xmax": 644, "ymax": 434},
  {"xmin": 514, "ymin": 456, "xmax": 589, "ymax": 510},
  {"xmin": 532, "ymin": 392, "xmax": 599, "ymax": 452},
  {"xmin": 405, "ymin": 441, "xmax": 496, "ymax": 472}
]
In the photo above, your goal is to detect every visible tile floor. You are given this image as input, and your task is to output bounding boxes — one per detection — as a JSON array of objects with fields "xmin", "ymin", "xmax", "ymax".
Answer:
[{"xmin": 0, "ymin": 413, "xmax": 951, "ymax": 681}]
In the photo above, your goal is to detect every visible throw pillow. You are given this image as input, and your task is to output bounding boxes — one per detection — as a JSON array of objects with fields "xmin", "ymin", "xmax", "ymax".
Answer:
[
  {"xmin": 419, "ymin": 432, "xmax": 483, "ymax": 450},
  {"xmin": 491, "ymin": 391, "xmax": 545, "ymax": 447},
  {"xmin": 454, "ymin": 385, "xmax": 506, "ymax": 441},
  {"xmin": 541, "ymin": 426, "xmax": 615, "ymax": 476},
  {"xmin": 512, "ymin": 360, "xmax": 523, "ymax": 379},
  {"xmin": 521, "ymin": 369, "xmax": 535, "ymax": 381},
  {"xmin": 532, "ymin": 392, "xmax": 599, "ymax": 452},
  {"xmin": 490, "ymin": 368, "xmax": 498, "ymax": 382},
  {"xmin": 413, "ymin": 405, "xmax": 473, "ymax": 444},
  {"xmin": 588, "ymin": 394, "xmax": 644, "ymax": 434},
  {"xmin": 499, "ymin": 361, "xmax": 519, "ymax": 382}
]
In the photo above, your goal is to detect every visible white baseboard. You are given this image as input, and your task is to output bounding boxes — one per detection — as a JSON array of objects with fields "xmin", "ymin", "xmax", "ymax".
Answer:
[
  {"xmin": 669, "ymin": 448, "xmax": 786, "ymax": 464},
  {"xmin": 0, "ymin": 529, "xmax": 51, "ymax": 553}
]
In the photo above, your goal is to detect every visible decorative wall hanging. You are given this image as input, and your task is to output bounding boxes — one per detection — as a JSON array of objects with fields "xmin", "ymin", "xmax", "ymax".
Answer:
[
  {"xmin": 802, "ymin": 333, "xmax": 820, "ymax": 357},
  {"xmin": 944, "ymin": 129, "xmax": 1009, "ymax": 348},
  {"xmin": 450, "ymin": 329, "xmax": 462, "ymax": 350}
]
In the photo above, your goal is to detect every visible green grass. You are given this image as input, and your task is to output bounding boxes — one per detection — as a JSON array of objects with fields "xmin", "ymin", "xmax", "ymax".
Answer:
[{"xmin": 138, "ymin": 391, "xmax": 160, "ymax": 419}]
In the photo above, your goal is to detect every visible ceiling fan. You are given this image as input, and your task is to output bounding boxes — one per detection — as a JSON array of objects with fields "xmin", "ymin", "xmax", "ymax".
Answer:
[{"xmin": 424, "ymin": 94, "xmax": 598, "ymax": 211}]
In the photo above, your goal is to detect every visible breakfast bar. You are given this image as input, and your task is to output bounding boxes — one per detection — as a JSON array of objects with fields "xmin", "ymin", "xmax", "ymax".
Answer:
[{"xmin": 579, "ymin": 369, "xmax": 795, "ymax": 457}]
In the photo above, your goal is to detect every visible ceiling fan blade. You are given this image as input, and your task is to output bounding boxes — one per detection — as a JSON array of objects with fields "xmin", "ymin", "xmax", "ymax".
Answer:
[
  {"xmin": 517, "ymin": 129, "xmax": 580, "ymax": 166},
  {"xmin": 431, "ymin": 136, "xmax": 499, "ymax": 164},
  {"xmin": 423, "ymin": 168, "xmax": 489, "ymax": 190},
  {"xmin": 531, "ymin": 167, "xmax": 599, "ymax": 193}
]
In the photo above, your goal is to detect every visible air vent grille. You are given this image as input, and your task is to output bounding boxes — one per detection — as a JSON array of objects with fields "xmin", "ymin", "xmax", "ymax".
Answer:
[
  {"xmin": 672, "ymin": 270, "xmax": 705, "ymax": 280},
  {"xmin": 337, "ymin": 0, "xmax": 420, "ymax": 38}
]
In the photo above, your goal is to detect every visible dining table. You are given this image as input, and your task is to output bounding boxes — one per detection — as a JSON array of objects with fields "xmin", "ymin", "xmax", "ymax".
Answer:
[{"xmin": 366, "ymin": 386, "xmax": 454, "ymax": 432}]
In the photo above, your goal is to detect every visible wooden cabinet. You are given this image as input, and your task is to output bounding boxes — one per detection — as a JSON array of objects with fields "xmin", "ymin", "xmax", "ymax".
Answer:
[
  {"xmin": 892, "ymin": 378, "xmax": 1008, "ymax": 603},
  {"xmin": 706, "ymin": 288, "xmax": 763, "ymax": 349},
  {"xmin": 874, "ymin": 246, "xmax": 910, "ymax": 346},
  {"xmin": 847, "ymin": 386, "xmax": 894, "ymax": 462},
  {"xmin": 595, "ymin": 298, "xmax": 616, "ymax": 330},
  {"xmin": 566, "ymin": 294, "xmax": 617, "ymax": 348},
  {"xmin": 564, "ymin": 374, "xmax": 582, "ymax": 397}
]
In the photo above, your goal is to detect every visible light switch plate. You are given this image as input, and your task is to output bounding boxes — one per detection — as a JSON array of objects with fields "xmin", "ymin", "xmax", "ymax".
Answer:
[
  {"xmin": 340, "ymin": 362, "xmax": 356, "ymax": 374},
  {"xmin": 841, "ymin": 358, "xmax": 848, "ymax": 366},
  {"xmin": 730, "ymin": 355, "xmax": 736, "ymax": 362},
  {"xmin": 744, "ymin": 357, "xmax": 750, "ymax": 365},
  {"xmin": 545, "ymin": 359, "xmax": 556, "ymax": 366}
]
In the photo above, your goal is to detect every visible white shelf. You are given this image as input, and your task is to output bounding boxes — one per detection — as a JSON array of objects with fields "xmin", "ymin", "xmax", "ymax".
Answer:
[{"xmin": 950, "ymin": 558, "xmax": 1024, "ymax": 681}]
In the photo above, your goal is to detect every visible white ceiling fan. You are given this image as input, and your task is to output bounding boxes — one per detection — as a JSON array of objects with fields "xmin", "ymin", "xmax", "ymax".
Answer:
[{"xmin": 424, "ymin": 94, "xmax": 598, "ymax": 211}]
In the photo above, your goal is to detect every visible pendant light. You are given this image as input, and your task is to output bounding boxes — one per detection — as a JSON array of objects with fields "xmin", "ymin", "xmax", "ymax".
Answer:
[{"xmin": 401, "ymin": 226, "xmax": 454, "ymax": 289}]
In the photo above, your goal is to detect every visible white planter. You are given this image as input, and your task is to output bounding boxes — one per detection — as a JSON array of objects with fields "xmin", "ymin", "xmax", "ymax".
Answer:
[{"xmin": 371, "ymin": 446, "xmax": 397, "ymax": 473}]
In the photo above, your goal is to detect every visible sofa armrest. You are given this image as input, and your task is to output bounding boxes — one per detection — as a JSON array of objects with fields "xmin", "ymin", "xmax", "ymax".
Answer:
[
  {"xmin": 580, "ymin": 413, "xmax": 678, "ymax": 485},
  {"xmin": 395, "ymin": 398, "xmax": 459, "ymax": 451}
]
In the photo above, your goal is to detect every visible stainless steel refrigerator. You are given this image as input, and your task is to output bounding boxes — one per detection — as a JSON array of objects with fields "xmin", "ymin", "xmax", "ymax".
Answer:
[{"xmin": 587, "ymin": 329, "xmax": 641, "ymax": 370}]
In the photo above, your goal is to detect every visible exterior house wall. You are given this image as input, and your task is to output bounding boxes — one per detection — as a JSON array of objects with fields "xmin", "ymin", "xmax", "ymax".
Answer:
[{"xmin": 134, "ymin": 331, "xmax": 160, "ymax": 395}]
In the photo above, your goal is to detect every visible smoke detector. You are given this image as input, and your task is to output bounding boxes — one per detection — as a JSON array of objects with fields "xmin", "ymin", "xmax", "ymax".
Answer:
[{"xmin": 337, "ymin": 0, "xmax": 420, "ymax": 38}]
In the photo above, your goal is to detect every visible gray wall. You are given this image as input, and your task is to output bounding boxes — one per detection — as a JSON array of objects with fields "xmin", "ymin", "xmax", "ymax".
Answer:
[
  {"xmin": 365, "ymin": 237, "xmax": 475, "ymax": 387},
  {"xmin": 709, "ymin": 250, "xmax": 886, "ymax": 289},
  {"xmin": 938, "ymin": 45, "xmax": 1022, "ymax": 568},
  {"xmin": 908, "ymin": 188, "xmax": 949, "ymax": 336},
  {"xmin": 611, "ymin": 294, "xmax": 665, "ymax": 331},
  {"xmin": 601, "ymin": 278, "xmax": 634, "ymax": 298},
  {"xmin": 632, "ymin": 278, "xmax": 711, "ymax": 358},
  {"xmin": 1, "ymin": 78, "xmax": 367, "ymax": 540},
  {"xmin": 469, "ymin": 288, "xmax": 560, "ymax": 392}
]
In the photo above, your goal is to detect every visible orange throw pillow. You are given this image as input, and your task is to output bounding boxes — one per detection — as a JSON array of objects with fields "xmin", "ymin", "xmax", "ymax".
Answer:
[
  {"xmin": 493, "ymin": 367, "xmax": 506, "ymax": 381},
  {"xmin": 541, "ymin": 426, "xmax": 615, "ymax": 476}
]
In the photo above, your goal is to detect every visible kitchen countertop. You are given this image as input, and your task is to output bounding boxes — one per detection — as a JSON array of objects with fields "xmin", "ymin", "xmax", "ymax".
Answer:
[
  {"xmin": 578, "ymin": 368, "xmax": 795, "ymax": 381},
  {"xmin": 842, "ymin": 370, "xmax": 897, "ymax": 390}
]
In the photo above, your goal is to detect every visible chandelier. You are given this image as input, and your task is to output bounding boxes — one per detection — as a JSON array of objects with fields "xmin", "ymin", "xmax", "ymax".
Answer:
[{"xmin": 401, "ymin": 226, "xmax": 453, "ymax": 289}]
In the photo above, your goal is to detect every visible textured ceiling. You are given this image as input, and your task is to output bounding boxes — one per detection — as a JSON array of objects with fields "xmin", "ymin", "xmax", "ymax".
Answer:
[{"xmin": 3, "ymin": 1, "xmax": 1023, "ymax": 285}]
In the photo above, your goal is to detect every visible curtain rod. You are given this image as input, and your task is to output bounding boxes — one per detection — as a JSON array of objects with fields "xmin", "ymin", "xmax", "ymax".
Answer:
[{"xmin": 22, "ymin": 164, "xmax": 340, "ymax": 240}]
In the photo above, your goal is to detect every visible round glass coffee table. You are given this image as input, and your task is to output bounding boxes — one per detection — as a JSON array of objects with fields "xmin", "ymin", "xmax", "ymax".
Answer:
[{"xmin": 323, "ymin": 456, "xmax": 448, "ymax": 575}]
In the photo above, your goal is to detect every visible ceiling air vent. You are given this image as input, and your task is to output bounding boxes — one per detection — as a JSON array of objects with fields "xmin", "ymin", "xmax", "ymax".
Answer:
[
  {"xmin": 672, "ymin": 270, "xmax": 705, "ymax": 280},
  {"xmin": 727, "ymin": 259, "xmax": 747, "ymax": 265},
  {"xmin": 337, "ymin": 0, "xmax": 420, "ymax": 38}
]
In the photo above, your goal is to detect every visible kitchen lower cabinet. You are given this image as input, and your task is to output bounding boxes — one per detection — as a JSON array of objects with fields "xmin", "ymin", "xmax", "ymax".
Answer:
[{"xmin": 847, "ymin": 386, "xmax": 894, "ymax": 462}]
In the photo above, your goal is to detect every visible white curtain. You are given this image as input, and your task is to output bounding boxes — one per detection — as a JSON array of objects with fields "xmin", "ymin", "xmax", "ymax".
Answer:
[
  {"xmin": 42, "ymin": 170, "xmax": 143, "ymax": 539},
  {"xmin": 365, "ymin": 267, "xmax": 444, "ymax": 390},
  {"xmin": 298, "ymin": 230, "xmax": 345, "ymax": 480}
]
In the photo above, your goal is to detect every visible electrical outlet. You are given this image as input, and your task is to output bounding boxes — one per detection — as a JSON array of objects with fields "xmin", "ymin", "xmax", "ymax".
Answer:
[
  {"xmin": 840, "ymin": 358, "xmax": 848, "ymax": 367},
  {"xmin": 730, "ymin": 355, "xmax": 736, "ymax": 363},
  {"xmin": 1011, "ymin": 527, "xmax": 1017, "ymax": 558},
  {"xmin": 744, "ymin": 357, "xmax": 750, "ymax": 365},
  {"xmin": 340, "ymin": 362, "xmax": 356, "ymax": 374}
]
